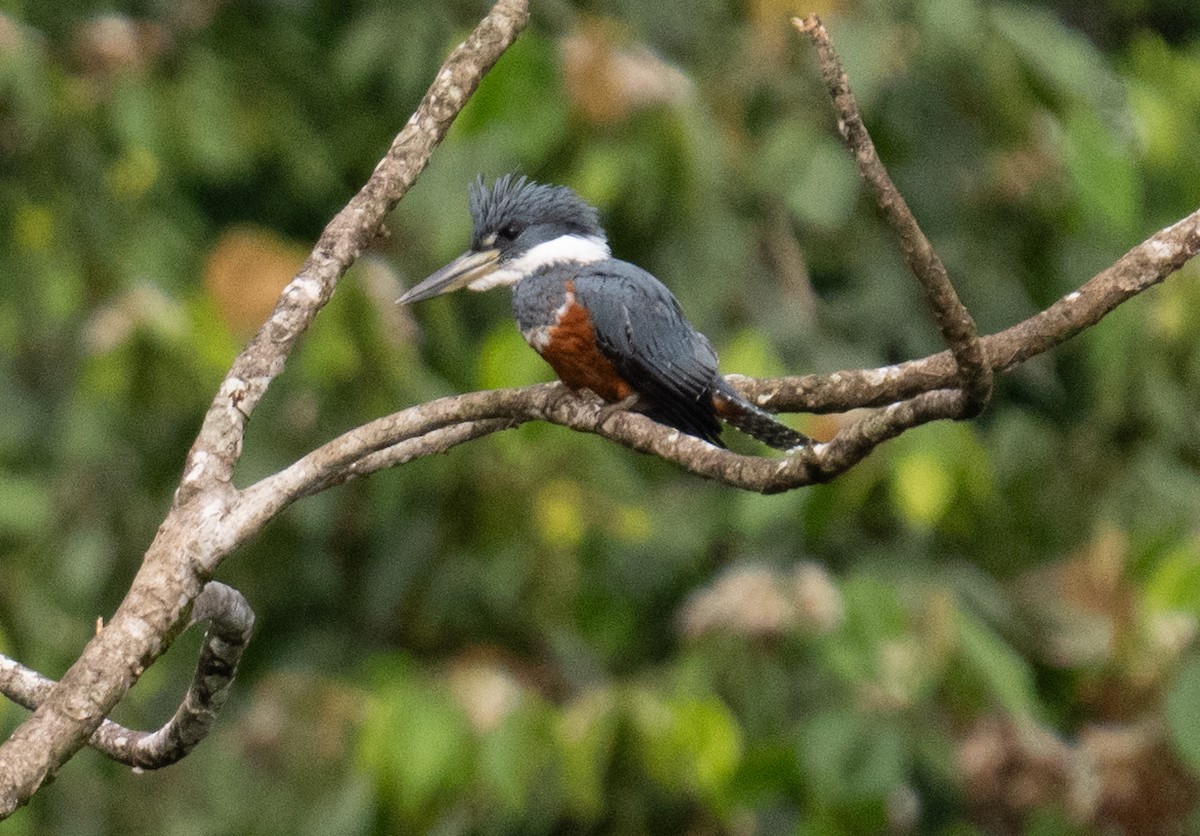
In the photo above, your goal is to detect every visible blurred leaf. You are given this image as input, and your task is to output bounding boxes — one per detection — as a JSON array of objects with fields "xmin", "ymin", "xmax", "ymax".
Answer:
[
  {"xmin": 13, "ymin": 201, "xmax": 53, "ymax": 253},
  {"xmin": 797, "ymin": 708, "xmax": 907, "ymax": 805},
  {"xmin": 1167, "ymin": 658, "xmax": 1200, "ymax": 777},
  {"xmin": 956, "ymin": 609, "xmax": 1037, "ymax": 718},
  {"xmin": 720, "ymin": 328, "xmax": 787, "ymax": 378},
  {"xmin": 918, "ymin": 0, "xmax": 986, "ymax": 54},
  {"xmin": 574, "ymin": 142, "xmax": 636, "ymax": 208},
  {"xmin": 477, "ymin": 699, "xmax": 560, "ymax": 816},
  {"xmin": 1059, "ymin": 108, "xmax": 1140, "ymax": 234},
  {"xmin": 0, "ymin": 474, "xmax": 51, "ymax": 537},
  {"xmin": 991, "ymin": 2, "xmax": 1126, "ymax": 123},
  {"xmin": 106, "ymin": 144, "xmax": 159, "ymax": 201},
  {"xmin": 358, "ymin": 659, "xmax": 475, "ymax": 822},
  {"xmin": 448, "ymin": 32, "xmax": 568, "ymax": 166},
  {"xmin": 0, "ymin": 19, "xmax": 53, "ymax": 150},
  {"xmin": 1125, "ymin": 32, "xmax": 1200, "ymax": 186},
  {"xmin": 892, "ymin": 448, "xmax": 953, "ymax": 529},
  {"xmin": 1144, "ymin": 542, "xmax": 1200, "ymax": 616},
  {"xmin": 186, "ymin": 296, "xmax": 241, "ymax": 378},
  {"xmin": 787, "ymin": 138, "xmax": 861, "ymax": 231},
  {"xmin": 477, "ymin": 321, "xmax": 548, "ymax": 390},
  {"xmin": 533, "ymin": 479, "xmax": 586, "ymax": 548},
  {"xmin": 294, "ymin": 306, "xmax": 363, "ymax": 384},
  {"xmin": 109, "ymin": 79, "xmax": 162, "ymax": 156},
  {"xmin": 610, "ymin": 503, "xmax": 652, "ymax": 543},
  {"xmin": 333, "ymin": 6, "xmax": 453, "ymax": 102},
  {"xmin": 557, "ymin": 689, "xmax": 619, "ymax": 819},
  {"xmin": 824, "ymin": 18, "xmax": 906, "ymax": 110},
  {"xmin": 823, "ymin": 573, "xmax": 909, "ymax": 684},
  {"xmin": 889, "ymin": 422, "xmax": 994, "ymax": 534},
  {"xmin": 632, "ymin": 690, "xmax": 744, "ymax": 808},
  {"xmin": 168, "ymin": 49, "xmax": 249, "ymax": 178}
]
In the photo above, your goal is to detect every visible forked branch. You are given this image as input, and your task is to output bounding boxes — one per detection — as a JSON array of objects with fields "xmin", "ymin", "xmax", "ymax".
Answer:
[{"xmin": 0, "ymin": 0, "xmax": 529, "ymax": 817}]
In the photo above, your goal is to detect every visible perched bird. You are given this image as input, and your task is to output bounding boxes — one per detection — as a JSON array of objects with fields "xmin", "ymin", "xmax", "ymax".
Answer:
[{"xmin": 399, "ymin": 174, "xmax": 809, "ymax": 450}]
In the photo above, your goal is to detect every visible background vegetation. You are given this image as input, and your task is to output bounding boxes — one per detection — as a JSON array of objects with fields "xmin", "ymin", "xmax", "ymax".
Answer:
[{"xmin": 3, "ymin": 0, "xmax": 1200, "ymax": 832}]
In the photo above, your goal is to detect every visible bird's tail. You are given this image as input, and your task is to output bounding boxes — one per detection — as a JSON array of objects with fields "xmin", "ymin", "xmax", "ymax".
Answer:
[{"xmin": 712, "ymin": 383, "xmax": 811, "ymax": 451}]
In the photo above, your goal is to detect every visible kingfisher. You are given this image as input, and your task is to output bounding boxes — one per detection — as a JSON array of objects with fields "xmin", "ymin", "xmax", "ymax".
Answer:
[{"xmin": 399, "ymin": 174, "xmax": 809, "ymax": 451}]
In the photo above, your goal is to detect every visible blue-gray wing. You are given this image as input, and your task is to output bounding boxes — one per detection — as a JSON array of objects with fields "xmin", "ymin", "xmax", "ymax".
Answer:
[{"xmin": 571, "ymin": 264, "xmax": 724, "ymax": 446}]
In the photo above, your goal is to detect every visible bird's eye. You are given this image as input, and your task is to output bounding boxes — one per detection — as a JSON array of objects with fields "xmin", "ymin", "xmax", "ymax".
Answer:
[{"xmin": 498, "ymin": 224, "xmax": 521, "ymax": 241}]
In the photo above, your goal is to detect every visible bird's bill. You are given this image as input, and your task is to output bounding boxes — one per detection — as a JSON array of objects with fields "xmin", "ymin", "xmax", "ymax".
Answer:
[{"xmin": 397, "ymin": 249, "xmax": 500, "ymax": 304}]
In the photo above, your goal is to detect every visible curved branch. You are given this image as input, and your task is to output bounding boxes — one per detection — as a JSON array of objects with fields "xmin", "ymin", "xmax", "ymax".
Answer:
[
  {"xmin": 226, "ymin": 381, "xmax": 955, "ymax": 508},
  {"xmin": 221, "ymin": 207, "xmax": 1198, "ymax": 508},
  {"xmin": 0, "ymin": 583, "xmax": 254, "ymax": 771}
]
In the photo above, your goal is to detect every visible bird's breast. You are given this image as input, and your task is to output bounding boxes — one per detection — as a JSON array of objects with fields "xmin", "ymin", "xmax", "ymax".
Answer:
[{"xmin": 514, "ymin": 277, "xmax": 632, "ymax": 402}]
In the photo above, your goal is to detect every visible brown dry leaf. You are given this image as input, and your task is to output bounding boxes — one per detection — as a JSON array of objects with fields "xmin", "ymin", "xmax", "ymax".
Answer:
[
  {"xmin": 204, "ymin": 226, "xmax": 306, "ymax": 334},
  {"xmin": 1014, "ymin": 526, "xmax": 1132, "ymax": 670},
  {"xmin": 678, "ymin": 562, "xmax": 842, "ymax": 639},
  {"xmin": 72, "ymin": 14, "xmax": 171, "ymax": 77},
  {"xmin": 560, "ymin": 19, "xmax": 692, "ymax": 124}
]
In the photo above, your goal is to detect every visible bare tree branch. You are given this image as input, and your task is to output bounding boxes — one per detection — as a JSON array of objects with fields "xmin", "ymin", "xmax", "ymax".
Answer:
[
  {"xmin": 227, "ymin": 384, "xmax": 964, "ymax": 517},
  {"xmin": 0, "ymin": 583, "xmax": 253, "ymax": 770},
  {"xmin": 0, "ymin": 0, "xmax": 529, "ymax": 817}
]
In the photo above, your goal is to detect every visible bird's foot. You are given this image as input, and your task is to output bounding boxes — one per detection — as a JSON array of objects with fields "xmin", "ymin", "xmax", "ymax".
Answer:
[{"xmin": 595, "ymin": 394, "xmax": 642, "ymax": 431}]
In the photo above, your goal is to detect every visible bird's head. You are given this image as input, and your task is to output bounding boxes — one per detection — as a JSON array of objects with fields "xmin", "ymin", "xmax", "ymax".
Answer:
[{"xmin": 398, "ymin": 174, "xmax": 611, "ymax": 304}]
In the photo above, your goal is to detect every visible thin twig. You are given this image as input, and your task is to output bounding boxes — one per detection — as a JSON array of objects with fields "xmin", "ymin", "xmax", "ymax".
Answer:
[{"xmin": 793, "ymin": 16, "xmax": 993, "ymax": 417}]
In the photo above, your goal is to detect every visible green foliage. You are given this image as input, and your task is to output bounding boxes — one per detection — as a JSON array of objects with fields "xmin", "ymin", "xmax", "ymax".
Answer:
[
  {"xmin": 1169, "ymin": 658, "xmax": 1200, "ymax": 775},
  {"xmin": 955, "ymin": 608, "xmax": 1038, "ymax": 719},
  {"xmin": 359, "ymin": 659, "xmax": 476, "ymax": 825},
  {"xmin": 631, "ymin": 690, "xmax": 744, "ymax": 811},
  {"xmin": 797, "ymin": 707, "xmax": 906, "ymax": 825},
  {"xmin": 3, "ymin": 0, "xmax": 1200, "ymax": 832}
]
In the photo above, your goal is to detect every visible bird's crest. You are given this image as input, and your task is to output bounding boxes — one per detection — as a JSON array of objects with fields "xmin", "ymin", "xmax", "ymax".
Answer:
[{"xmin": 468, "ymin": 174, "xmax": 604, "ymax": 249}]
